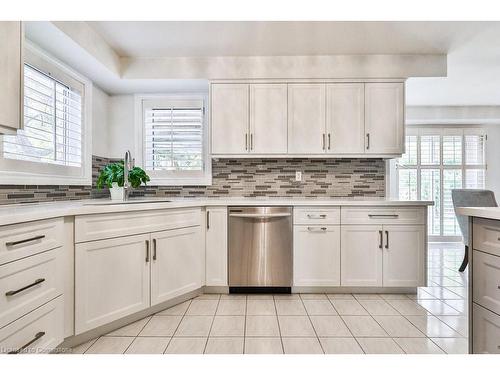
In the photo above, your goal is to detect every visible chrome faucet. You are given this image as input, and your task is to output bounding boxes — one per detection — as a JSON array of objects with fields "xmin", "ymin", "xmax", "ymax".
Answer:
[{"xmin": 123, "ymin": 150, "xmax": 134, "ymax": 200}]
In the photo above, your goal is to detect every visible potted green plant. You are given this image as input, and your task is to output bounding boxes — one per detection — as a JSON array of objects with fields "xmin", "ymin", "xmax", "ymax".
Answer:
[{"xmin": 96, "ymin": 161, "xmax": 151, "ymax": 200}]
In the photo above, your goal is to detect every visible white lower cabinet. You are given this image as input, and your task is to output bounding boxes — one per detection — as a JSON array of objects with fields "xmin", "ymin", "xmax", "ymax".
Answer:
[
  {"xmin": 341, "ymin": 225, "xmax": 383, "ymax": 287},
  {"xmin": 0, "ymin": 296, "xmax": 64, "ymax": 354},
  {"xmin": 473, "ymin": 302, "xmax": 500, "ymax": 354},
  {"xmin": 293, "ymin": 225, "xmax": 340, "ymax": 286},
  {"xmin": 75, "ymin": 234, "xmax": 151, "ymax": 334},
  {"xmin": 205, "ymin": 207, "xmax": 228, "ymax": 287},
  {"xmin": 382, "ymin": 225, "xmax": 425, "ymax": 287},
  {"xmin": 151, "ymin": 226, "xmax": 202, "ymax": 305},
  {"xmin": 341, "ymin": 224, "xmax": 425, "ymax": 287}
]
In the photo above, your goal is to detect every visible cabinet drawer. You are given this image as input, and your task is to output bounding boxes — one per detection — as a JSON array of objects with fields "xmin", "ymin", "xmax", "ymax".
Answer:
[
  {"xmin": 0, "ymin": 296, "xmax": 64, "ymax": 354},
  {"xmin": 341, "ymin": 207, "xmax": 425, "ymax": 225},
  {"xmin": 473, "ymin": 250, "xmax": 500, "ymax": 314},
  {"xmin": 293, "ymin": 207, "xmax": 340, "ymax": 225},
  {"xmin": 473, "ymin": 218, "xmax": 500, "ymax": 257},
  {"xmin": 0, "ymin": 218, "xmax": 63, "ymax": 265},
  {"xmin": 0, "ymin": 248, "xmax": 63, "ymax": 329},
  {"xmin": 473, "ymin": 302, "xmax": 500, "ymax": 354},
  {"xmin": 75, "ymin": 207, "xmax": 202, "ymax": 243}
]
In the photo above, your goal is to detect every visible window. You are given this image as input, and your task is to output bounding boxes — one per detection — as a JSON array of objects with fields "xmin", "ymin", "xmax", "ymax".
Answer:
[
  {"xmin": 396, "ymin": 127, "xmax": 487, "ymax": 240},
  {"xmin": 0, "ymin": 43, "xmax": 91, "ymax": 185},
  {"xmin": 137, "ymin": 96, "xmax": 211, "ymax": 185},
  {"xmin": 3, "ymin": 65, "xmax": 82, "ymax": 167}
]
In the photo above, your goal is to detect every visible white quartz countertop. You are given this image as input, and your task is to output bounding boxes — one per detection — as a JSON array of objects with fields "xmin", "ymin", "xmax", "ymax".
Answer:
[
  {"xmin": 456, "ymin": 207, "xmax": 500, "ymax": 221},
  {"xmin": 0, "ymin": 197, "xmax": 434, "ymax": 226}
]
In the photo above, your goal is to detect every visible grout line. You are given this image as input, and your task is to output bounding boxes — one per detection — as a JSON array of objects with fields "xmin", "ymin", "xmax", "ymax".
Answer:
[
  {"xmin": 273, "ymin": 295, "xmax": 285, "ymax": 354},
  {"xmin": 163, "ymin": 299, "xmax": 192, "ymax": 353},
  {"xmin": 299, "ymin": 293, "xmax": 325, "ymax": 354},
  {"xmin": 203, "ymin": 294, "xmax": 221, "ymax": 354}
]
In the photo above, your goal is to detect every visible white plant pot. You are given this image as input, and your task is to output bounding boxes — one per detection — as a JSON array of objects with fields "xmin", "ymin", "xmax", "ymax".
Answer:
[{"xmin": 109, "ymin": 182, "xmax": 124, "ymax": 201}]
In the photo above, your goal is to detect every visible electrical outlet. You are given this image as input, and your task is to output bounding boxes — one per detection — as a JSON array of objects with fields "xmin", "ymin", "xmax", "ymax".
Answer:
[{"xmin": 295, "ymin": 171, "xmax": 302, "ymax": 182}]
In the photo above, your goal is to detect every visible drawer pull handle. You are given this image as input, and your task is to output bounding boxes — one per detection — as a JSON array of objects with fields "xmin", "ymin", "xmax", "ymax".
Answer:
[
  {"xmin": 307, "ymin": 227, "xmax": 327, "ymax": 232},
  {"xmin": 385, "ymin": 231, "xmax": 389, "ymax": 249},
  {"xmin": 145, "ymin": 240, "xmax": 150, "ymax": 263},
  {"xmin": 152, "ymin": 239, "xmax": 157, "ymax": 261},
  {"xmin": 5, "ymin": 278, "xmax": 46, "ymax": 296},
  {"xmin": 307, "ymin": 214, "xmax": 327, "ymax": 219},
  {"xmin": 379, "ymin": 230, "xmax": 383, "ymax": 249},
  {"xmin": 368, "ymin": 214, "xmax": 399, "ymax": 218},
  {"xmin": 6, "ymin": 235, "xmax": 45, "ymax": 247},
  {"xmin": 8, "ymin": 331, "xmax": 45, "ymax": 354}
]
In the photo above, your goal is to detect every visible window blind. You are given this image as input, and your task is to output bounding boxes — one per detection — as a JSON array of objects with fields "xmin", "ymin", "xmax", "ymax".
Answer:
[
  {"xmin": 144, "ymin": 101, "xmax": 204, "ymax": 172},
  {"xmin": 3, "ymin": 64, "xmax": 82, "ymax": 167}
]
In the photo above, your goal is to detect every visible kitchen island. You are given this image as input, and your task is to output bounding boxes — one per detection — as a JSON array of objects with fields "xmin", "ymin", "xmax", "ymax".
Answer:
[{"xmin": 456, "ymin": 207, "xmax": 500, "ymax": 354}]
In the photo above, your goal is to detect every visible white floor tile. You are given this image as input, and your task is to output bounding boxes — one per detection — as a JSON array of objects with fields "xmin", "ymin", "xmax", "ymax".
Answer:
[
  {"xmin": 357, "ymin": 338, "xmax": 404, "ymax": 354},
  {"xmin": 244, "ymin": 338, "xmax": 283, "ymax": 354},
  {"xmin": 327, "ymin": 293, "xmax": 355, "ymax": 300},
  {"xmin": 300, "ymin": 293, "xmax": 328, "ymax": 300},
  {"xmin": 358, "ymin": 300, "xmax": 400, "ymax": 316},
  {"xmin": 216, "ymin": 300, "xmax": 246, "ymax": 315},
  {"xmin": 430, "ymin": 337, "xmax": 468, "ymax": 354},
  {"xmin": 139, "ymin": 316, "xmax": 182, "ymax": 337},
  {"xmin": 282, "ymin": 337, "xmax": 323, "ymax": 354},
  {"xmin": 435, "ymin": 315, "xmax": 468, "ymax": 337},
  {"xmin": 125, "ymin": 337, "xmax": 170, "ymax": 354},
  {"xmin": 210, "ymin": 316, "xmax": 245, "ymax": 336},
  {"xmin": 205, "ymin": 337, "xmax": 244, "ymax": 354},
  {"xmin": 186, "ymin": 300, "xmax": 219, "ymax": 315},
  {"xmin": 303, "ymin": 300, "xmax": 338, "ymax": 315},
  {"xmin": 246, "ymin": 300, "xmax": 276, "ymax": 315},
  {"xmin": 394, "ymin": 337, "xmax": 445, "ymax": 354},
  {"xmin": 319, "ymin": 337, "xmax": 363, "ymax": 354},
  {"xmin": 155, "ymin": 301, "xmax": 191, "ymax": 316},
  {"xmin": 405, "ymin": 315, "xmax": 461, "ymax": 337},
  {"xmin": 331, "ymin": 300, "xmax": 369, "ymax": 315},
  {"xmin": 245, "ymin": 316, "xmax": 280, "ymax": 337},
  {"xmin": 386, "ymin": 300, "xmax": 430, "ymax": 315},
  {"xmin": 71, "ymin": 338, "xmax": 97, "ymax": 354},
  {"xmin": 310, "ymin": 315, "xmax": 352, "ymax": 337},
  {"xmin": 373, "ymin": 316, "xmax": 425, "ymax": 338},
  {"xmin": 353, "ymin": 294, "xmax": 383, "ymax": 300},
  {"xmin": 341, "ymin": 316, "xmax": 387, "ymax": 337},
  {"xmin": 416, "ymin": 300, "xmax": 461, "ymax": 316},
  {"xmin": 165, "ymin": 337, "xmax": 207, "ymax": 354},
  {"xmin": 85, "ymin": 336, "xmax": 134, "ymax": 354},
  {"xmin": 275, "ymin": 300, "xmax": 307, "ymax": 315},
  {"xmin": 175, "ymin": 316, "xmax": 213, "ymax": 337},
  {"xmin": 278, "ymin": 316, "xmax": 316, "ymax": 337},
  {"xmin": 106, "ymin": 317, "xmax": 151, "ymax": 337}
]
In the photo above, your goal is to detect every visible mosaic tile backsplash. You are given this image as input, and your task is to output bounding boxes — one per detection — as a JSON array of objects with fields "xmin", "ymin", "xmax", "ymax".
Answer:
[{"xmin": 0, "ymin": 157, "xmax": 385, "ymax": 205}]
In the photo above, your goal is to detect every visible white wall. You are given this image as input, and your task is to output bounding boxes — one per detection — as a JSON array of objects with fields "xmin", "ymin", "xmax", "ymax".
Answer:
[
  {"xmin": 107, "ymin": 95, "xmax": 136, "ymax": 159},
  {"xmin": 91, "ymin": 85, "xmax": 110, "ymax": 157}
]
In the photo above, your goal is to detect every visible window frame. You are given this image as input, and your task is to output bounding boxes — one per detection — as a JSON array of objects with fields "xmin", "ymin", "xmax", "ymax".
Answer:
[
  {"xmin": 394, "ymin": 125, "xmax": 487, "ymax": 242},
  {"xmin": 0, "ymin": 41, "xmax": 92, "ymax": 186},
  {"xmin": 134, "ymin": 93, "xmax": 211, "ymax": 186}
]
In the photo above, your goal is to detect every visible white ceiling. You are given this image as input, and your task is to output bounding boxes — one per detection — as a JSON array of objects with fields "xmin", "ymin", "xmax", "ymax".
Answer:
[{"xmin": 30, "ymin": 21, "xmax": 500, "ymax": 106}]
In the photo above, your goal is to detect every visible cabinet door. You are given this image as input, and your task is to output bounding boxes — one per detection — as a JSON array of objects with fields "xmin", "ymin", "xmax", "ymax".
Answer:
[
  {"xmin": 288, "ymin": 84, "xmax": 326, "ymax": 154},
  {"xmin": 205, "ymin": 207, "xmax": 228, "ymax": 287},
  {"xmin": 249, "ymin": 84, "xmax": 287, "ymax": 154},
  {"xmin": 326, "ymin": 83, "xmax": 365, "ymax": 154},
  {"xmin": 293, "ymin": 225, "xmax": 340, "ymax": 286},
  {"xmin": 211, "ymin": 83, "xmax": 249, "ymax": 154},
  {"xmin": 341, "ymin": 225, "xmax": 383, "ymax": 286},
  {"xmin": 151, "ymin": 226, "xmax": 203, "ymax": 305},
  {"xmin": 75, "ymin": 234, "xmax": 150, "ymax": 334},
  {"xmin": 365, "ymin": 82, "xmax": 404, "ymax": 154},
  {"xmin": 382, "ymin": 225, "xmax": 425, "ymax": 287},
  {"xmin": 472, "ymin": 302, "xmax": 500, "ymax": 354},
  {"xmin": 0, "ymin": 21, "xmax": 22, "ymax": 134}
]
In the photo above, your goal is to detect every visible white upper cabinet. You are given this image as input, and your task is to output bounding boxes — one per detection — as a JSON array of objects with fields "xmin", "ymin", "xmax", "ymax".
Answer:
[
  {"xmin": 211, "ymin": 83, "xmax": 249, "ymax": 154},
  {"xmin": 0, "ymin": 21, "xmax": 23, "ymax": 134},
  {"xmin": 288, "ymin": 84, "xmax": 326, "ymax": 154},
  {"xmin": 364, "ymin": 82, "xmax": 404, "ymax": 154},
  {"xmin": 249, "ymin": 84, "xmax": 287, "ymax": 154},
  {"xmin": 326, "ymin": 83, "xmax": 365, "ymax": 154}
]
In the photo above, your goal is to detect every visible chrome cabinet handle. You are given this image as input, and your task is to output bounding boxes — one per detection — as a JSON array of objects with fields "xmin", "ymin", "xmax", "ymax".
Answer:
[
  {"xmin": 6, "ymin": 235, "xmax": 45, "ymax": 247},
  {"xmin": 8, "ymin": 331, "xmax": 45, "ymax": 354},
  {"xmin": 307, "ymin": 227, "xmax": 327, "ymax": 232},
  {"xmin": 322, "ymin": 134, "xmax": 326, "ymax": 150},
  {"xmin": 385, "ymin": 231, "xmax": 389, "ymax": 249},
  {"xmin": 6, "ymin": 278, "xmax": 45, "ymax": 296},
  {"xmin": 152, "ymin": 239, "xmax": 157, "ymax": 261},
  {"xmin": 245, "ymin": 134, "xmax": 248, "ymax": 150},
  {"xmin": 307, "ymin": 214, "xmax": 327, "ymax": 219},
  {"xmin": 366, "ymin": 133, "xmax": 370, "ymax": 150},
  {"xmin": 250, "ymin": 133, "xmax": 253, "ymax": 150},
  {"xmin": 145, "ymin": 240, "xmax": 150, "ymax": 263},
  {"xmin": 207, "ymin": 211, "xmax": 210, "ymax": 229},
  {"xmin": 328, "ymin": 133, "xmax": 331, "ymax": 150},
  {"xmin": 379, "ymin": 231, "xmax": 383, "ymax": 249},
  {"xmin": 368, "ymin": 214, "xmax": 399, "ymax": 218}
]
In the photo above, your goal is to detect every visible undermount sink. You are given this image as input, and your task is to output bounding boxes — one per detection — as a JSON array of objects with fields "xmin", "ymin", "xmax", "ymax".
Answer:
[{"xmin": 83, "ymin": 198, "xmax": 172, "ymax": 205}]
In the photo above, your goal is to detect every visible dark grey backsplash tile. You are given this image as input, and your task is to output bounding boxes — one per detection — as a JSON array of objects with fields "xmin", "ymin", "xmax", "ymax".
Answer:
[{"xmin": 0, "ymin": 157, "xmax": 385, "ymax": 205}]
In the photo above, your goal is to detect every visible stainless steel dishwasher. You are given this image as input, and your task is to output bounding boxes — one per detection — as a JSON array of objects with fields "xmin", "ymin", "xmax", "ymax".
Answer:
[{"xmin": 228, "ymin": 206, "xmax": 292, "ymax": 293}]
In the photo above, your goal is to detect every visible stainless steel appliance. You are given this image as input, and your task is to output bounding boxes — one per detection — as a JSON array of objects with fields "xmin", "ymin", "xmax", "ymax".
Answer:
[{"xmin": 228, "ymin": 206, "xmax": 293, "ymax": 293}]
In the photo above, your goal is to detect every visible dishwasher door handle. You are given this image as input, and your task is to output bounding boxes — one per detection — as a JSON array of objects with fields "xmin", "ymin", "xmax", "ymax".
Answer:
[{"xmin": 229, "ymin": 213, "xmax": 292, "ymax": 218}]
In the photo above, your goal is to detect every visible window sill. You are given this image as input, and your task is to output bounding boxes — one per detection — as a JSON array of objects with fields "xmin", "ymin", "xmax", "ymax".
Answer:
[{"xmin": 0, "ymin": 170, "xmax": 92, "ymax": 186}]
